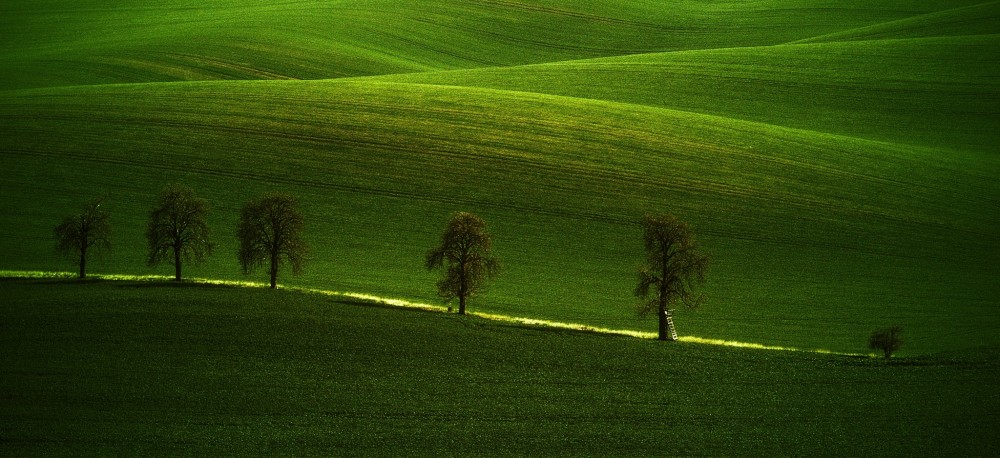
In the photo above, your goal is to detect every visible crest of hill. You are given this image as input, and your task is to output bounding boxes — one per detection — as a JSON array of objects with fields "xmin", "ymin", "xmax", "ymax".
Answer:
[
  {"xmin": 0, "ymin": 0, "xmax": 985, "ymax": 90},
  {"xmin": 791, "ymin": 1, "xmax": 1000, "ymax": 43},
  {"xmin": 371, "ymin": 32, "xmax": 1000, "ymax": 153}
]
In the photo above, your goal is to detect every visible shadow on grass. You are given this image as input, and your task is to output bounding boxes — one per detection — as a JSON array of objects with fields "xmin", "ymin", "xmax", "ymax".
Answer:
[
  {"xmin": 831, "ymin": 353, "xmax": 967, "ymax": 368},
  {"xmin": 116, "ymin": 280, "xmax": 240, "ymax": 290},
  {"xmin": 310, "ymin": 293, "xmax": 632, "ymax": 339},
  {"xmin": 0, "ymin": 276, "xmax": 111, "ymax": 286}
]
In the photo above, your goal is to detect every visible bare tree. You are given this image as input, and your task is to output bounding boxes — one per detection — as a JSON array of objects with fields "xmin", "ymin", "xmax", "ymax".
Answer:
[
  {"xmin": 54, "ymin": 198, "xmax": 112, "ymax": 279},
  {"xmin": 425, "ymin": 212, "xmax": 500, "ymax": 315},
  {"xmin": 635, "ymin": 213, "xmax": 709, "ymax": 341},
  {"xmin": 869, "ymin": 326, "xmax": 903, "ymax": 359},
  {"xmin": 146, "ymin": 184, "xmax": 213, "ymax": 281},
  {"xmin": 236, "ymin": 193, "xmax": 307, "ymax": 289}
]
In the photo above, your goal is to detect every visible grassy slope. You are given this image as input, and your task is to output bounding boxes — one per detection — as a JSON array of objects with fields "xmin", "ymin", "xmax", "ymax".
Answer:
[
  {"xmin": 2, "ymin": 2, "xmax": 999, "ymax": 453},
  {"xmin": 1, "ymin": 0, "xmax": 998, "ymax": 355},
  {"xmin": 0, "ymin": 0, "xmax": 982, "ymax": 90},
  {"xmin": 375, "ymin": 34, "xmax": 1000, "ymax": 153},
  {"xmin": 2, "ymin": 80, "xmax": 997, "ymax": 355},
  {"xmin": 794, "ymin": 1, "xmax": 1000, "ymax": 43},
  {"xmin": 3, "ymin": 279, "xmax": 998, "ymax": 455}
]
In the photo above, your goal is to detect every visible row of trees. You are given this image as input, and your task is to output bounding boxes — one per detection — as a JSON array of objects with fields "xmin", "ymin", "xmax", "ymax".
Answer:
[
  {"xmin": 55, "ymin": 185, "xmax": 710, "ymax": 341},
  {"xmin": 54, "ymin": 185, "xmax": 307, "ymax": 289},
  {"xmin": 51, "ymin": 189, "xmax": 905, "ymax": 353}
]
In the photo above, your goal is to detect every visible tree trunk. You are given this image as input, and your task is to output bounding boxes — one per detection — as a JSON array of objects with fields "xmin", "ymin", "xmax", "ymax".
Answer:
[
  {"xmin": 269, "ymin": 252, "xmax": 278, "ymax": 289},
  {"xmin": 79, "ymin": 246, "xmax": 87, "ymax": 279},
  {"xmin": 658, "ymin": 305, "xmax": 668, "ymax": 341},
  {"xmin": 458, "ymin": 250, "xmax": 467, "ymax": 315},
  {"xmin": 659, "ymin": 246, "xmax": 670, "ymax": 341},
  {"xmin": 174, "ymin": 245, "xmax": 182, "ymax": 281}
]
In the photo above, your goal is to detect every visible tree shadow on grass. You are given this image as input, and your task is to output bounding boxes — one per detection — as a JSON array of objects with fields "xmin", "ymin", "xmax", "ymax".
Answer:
[{"xmin": 115, "ymin": 280, "xmax": 240, "ymax": 290}]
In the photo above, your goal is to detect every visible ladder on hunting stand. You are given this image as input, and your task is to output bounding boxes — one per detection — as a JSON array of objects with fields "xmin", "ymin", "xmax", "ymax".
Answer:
[{"xmin": 665, "ymin": 309, "xmax": 678, "ymax": 341}]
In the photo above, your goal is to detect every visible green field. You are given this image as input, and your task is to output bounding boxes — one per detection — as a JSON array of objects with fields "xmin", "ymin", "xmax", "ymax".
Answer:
[
  {"xmin": 3, "ymin": 278, "xmax": 998, "ymax": 455},
  {"xmin": 1, "ymin": 1, "xmax": 997, "ymax": 351},
  {"xmin": 4, "ymin": 1, "xmax": 987, "ymax": 89},
  {"xmin": 1, "ymin": 0, "xmax": 999, "ymax": 453}
]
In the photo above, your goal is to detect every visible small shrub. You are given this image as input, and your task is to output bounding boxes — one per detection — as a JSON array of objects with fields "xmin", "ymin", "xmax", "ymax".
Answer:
[{"xmin": 868, "ymin": 326, "xmax": 903, "ymax": 359}]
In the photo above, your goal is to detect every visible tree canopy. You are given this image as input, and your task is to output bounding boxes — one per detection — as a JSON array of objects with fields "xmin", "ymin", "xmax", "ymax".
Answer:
[
  {"xmin": 236, "ymin": 193, "xmax": 307, "ymax": 289},
  {"xmin": 146, "ymin": 184, "xmax": 213, "ymax": 281},
  {"xmin": 635, "ymin": 213, "xmax": 709, "ymax": 341},
  {"xmin": 869, "ymin": 326, "xmax": 903, "ymax": 359},
  {"xmin": 426, "ymin": 212, "xmax": 500, "ymax": 315},
  {"xmin": 54, "ymin": 198, "xmax": 112, "ymax": 279}
]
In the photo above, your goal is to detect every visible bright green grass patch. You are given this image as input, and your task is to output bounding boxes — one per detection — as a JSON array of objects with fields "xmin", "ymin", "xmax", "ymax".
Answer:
[
  {"xmin": 1, "ymin": 80, "xmax": 997, "ymax": 355},
  {"xmin": 2, "ymin": 278, "xmax": 998, "ymax": 455},
  {"xmin": 0, "ymin": 0, "xmax": 982, "ymax": 90}
]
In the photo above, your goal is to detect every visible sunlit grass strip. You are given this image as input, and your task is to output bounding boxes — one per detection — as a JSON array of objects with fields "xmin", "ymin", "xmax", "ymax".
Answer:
[
  {"xmin": 678, "ymin": 336, "xmax": 802, "ymax": 351},
  {"xmin": 94, "ymin": 273, "xmax": 174, "ymax": 281},
  {"xmin": 291, "ymin": 287, "xmax": 450, "ymax": 313},
  {"xmin": 471, "ymin": 312, "xmax": 865, "ymax": 355},
  {"xmin": 190, "ymin": 278, "xmax": 269, "ymax": 288},
  {"xmin": 0, "ymin": 270, "xmax": 268, "ymax": 286},
  {"xmin": 0, "ymin": 270, "xmax": 267, "ymax": 286},
  {"xmin": 0, "ymin": 270, "xmax": 77, "ymax": 279},
  {"xmin": 0, "ymin": 270, "xmax": 864, "ymax": 355},
  {"xmin": 679, "ymin": 336, "xmax": 864, "ymax": 356},
  {"xmin": 0, "ymin": 271, "xmax": 180, "ymax": 282},
  {"xmin": 470, "ymin": 311, "xmax": 658, "ymax": 339},
  {"xmin": 0, "ymin": 270, "xmax": 444, "ymax": 309}
]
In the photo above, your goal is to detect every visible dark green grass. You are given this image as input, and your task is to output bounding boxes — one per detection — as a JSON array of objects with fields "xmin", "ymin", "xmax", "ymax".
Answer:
[
  {"xmin": 1, "ymin": 80, "xmax": 998, "ymax": 355},
  {"xmin": 794, "ymin": 1, "xmax": 1000, "ymax": 43},
  {"xmin": 2, "ymin": 279, "xmax": 998, "ymax": 455}
]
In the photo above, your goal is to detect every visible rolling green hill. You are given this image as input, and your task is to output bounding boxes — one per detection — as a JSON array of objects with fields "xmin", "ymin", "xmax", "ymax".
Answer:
[
  {"xmin": 1, "ymin": 0, "xmax": 998, "ymax": 356},
  {"xmin": 2, "ymin": 78, "xmax": 997, "ymax": 354},
  {"xmin": 3, "ymin": 1, "xmax": 1000, "ymax": 454},
  {"xmin": 375, "ymin": 34, "xmax": 1000, "ymax": 152},
  {"xmin": 793, "ymin": 1, "xmax": 1000, "ymax": 43},
  {"xmin": 3, "ymin": 278, "xmax": 998, "ymax": 455},
  {"xmin": 0, "ymin": 0, "xmax": 986, "ymax": 89}
]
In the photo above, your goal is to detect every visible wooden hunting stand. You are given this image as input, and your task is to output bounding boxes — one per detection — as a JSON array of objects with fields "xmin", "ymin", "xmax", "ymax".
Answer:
[{"xmin": 665, "ymin": 309, "xmax": 678, "ymax": 341}]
